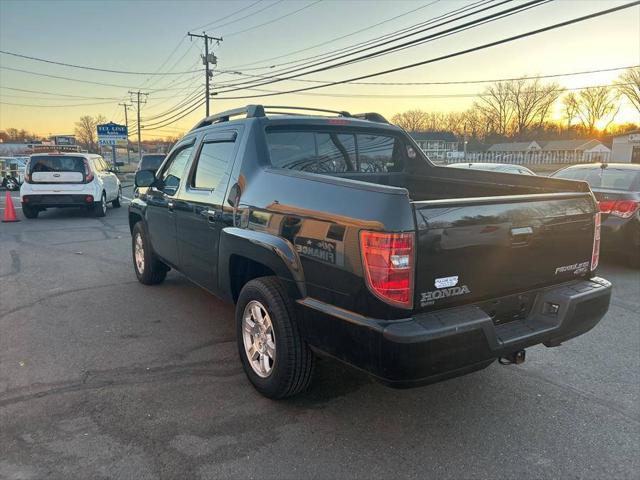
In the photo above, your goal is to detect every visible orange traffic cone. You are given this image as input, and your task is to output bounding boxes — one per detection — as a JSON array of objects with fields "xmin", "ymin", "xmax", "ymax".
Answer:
[{"xmin": 2, "ymin": 190, "xmax": 20, "ymax": 222}]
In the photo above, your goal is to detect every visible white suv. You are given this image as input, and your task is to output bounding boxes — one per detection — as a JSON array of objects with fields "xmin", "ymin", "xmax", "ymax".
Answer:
[{"xmin": 20, "ymin": 153, "xmax": 122, "ymax": 219}]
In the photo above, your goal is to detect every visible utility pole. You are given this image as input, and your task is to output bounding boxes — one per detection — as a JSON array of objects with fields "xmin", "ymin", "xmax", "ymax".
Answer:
[
  {"xmin": 128, "ymin": 90, "xmax": 148, "ymax": 162},
  {"xmin": 187, "ymin": 32, "xmax": 222, "ymax": 117},
  {"xmin": 119, "ymin": 102, "xmax": 132, "ymax": 164}
]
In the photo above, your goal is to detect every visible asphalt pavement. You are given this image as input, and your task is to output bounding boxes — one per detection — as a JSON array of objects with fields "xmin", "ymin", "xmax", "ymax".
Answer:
[{"xmin": 0, "ymin": 185, "xmax": 638, "ymax": 480}]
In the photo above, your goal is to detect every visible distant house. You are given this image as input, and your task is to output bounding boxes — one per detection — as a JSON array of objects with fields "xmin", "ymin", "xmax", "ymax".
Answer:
[
  {"xmin": 484, "ymin": 139, "xmax": 610, "ymax": 162},
  {"xmin": 409, "ymin": 131, "xmax": 459, "ymax": 159},
  {"xmin": 488, "ymin": 141, "xmax": 542, "ymax": 153},
  {"xmin": 611, "ymin": 129, "xmax": 640, "ymax": 163}
]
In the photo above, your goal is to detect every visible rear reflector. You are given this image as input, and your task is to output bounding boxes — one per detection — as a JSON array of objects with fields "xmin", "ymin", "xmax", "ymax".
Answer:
[
  {"xmin": 360, "ymin": 230, "xmax": 414, "ymax": 309},
  {"xmin": 591, "ymin": 212, "xmax": 601, "ymax": 271},
  {"xmin": 599, "ymin": 199, "xmax": 639, "ymax": 218},
  {"xmin": 85, "ymin": 195, "xmax": 94, "ymax": 203}
]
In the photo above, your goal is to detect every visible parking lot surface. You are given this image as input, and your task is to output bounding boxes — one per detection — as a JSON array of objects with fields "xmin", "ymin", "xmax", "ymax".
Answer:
[{"xmin": 1, "ymin": 186, "xmax": 638, "ymax": 479}]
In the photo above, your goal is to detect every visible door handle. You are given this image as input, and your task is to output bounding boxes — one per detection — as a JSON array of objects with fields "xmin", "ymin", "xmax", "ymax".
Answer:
[{"xmin": 200, "ymin": 209, "xmax": 219, "ymax": 222}]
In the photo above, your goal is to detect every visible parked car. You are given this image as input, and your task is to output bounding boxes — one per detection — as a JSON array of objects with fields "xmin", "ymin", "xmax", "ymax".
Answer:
[
  {"xmin": 20, "ymin": 153, "xmax": 122, "ymax": 219},
  {"xmin": 0, "ymin": 156, "xmax": 27, "ymax": 190},
  {"xmin": 129, "ymin": 105, "xmax": 611, "ymax": 399},
  {"xmin": 551, "ymin": 163, "xmax": 640, "ymax": 266},
  {"xmin": 448, "ymin": 162, "xmax": 535, "ymax": 175},
  {"xmin": 136, "ymin": 154, "xmax": 166, "ymax": 173}
]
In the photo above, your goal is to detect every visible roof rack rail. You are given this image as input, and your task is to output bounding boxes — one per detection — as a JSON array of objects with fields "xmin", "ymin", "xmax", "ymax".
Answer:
[
  {"xmin": 352, "ymin": 112, "xmax": 389, "ymax": 124},
  {"xmin": 262, "ymin": 106, "xmax": 352, "ymax": 117},
  {"xmin": 191, "ymin": 104, "xmax": 266, "ymax": 130},
  {"xmin": 190, "ymin": 105, "xmax": 387, "ymax": 131}
]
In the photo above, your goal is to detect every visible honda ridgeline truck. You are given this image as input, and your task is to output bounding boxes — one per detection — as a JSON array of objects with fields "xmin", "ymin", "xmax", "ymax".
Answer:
[{"xmin": 129, "ymin": 105, "xmax": 611, "ymax": 399}]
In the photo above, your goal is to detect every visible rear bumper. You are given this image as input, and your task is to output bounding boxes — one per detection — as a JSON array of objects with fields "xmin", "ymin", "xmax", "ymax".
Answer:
[
  {"xmin": 297, "ymin": 277, "xmax": 612, "ymax": 387},
  {"xmin": 22, "ymin": 194, "xmax": 95, "ymax": 208},
  {"xmin": 600, "ymin": 215, "xmax": 640, "ymax": 252}
]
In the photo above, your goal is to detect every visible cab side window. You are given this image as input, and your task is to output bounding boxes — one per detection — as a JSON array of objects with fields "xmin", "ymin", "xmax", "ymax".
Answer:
[
  {"xmin": 161, "ymin": 144, "xmax": 195, "ymax": 195},
  {"xmin": 191, "ymin": 141, "xmax": 235, "ymax": 190}
]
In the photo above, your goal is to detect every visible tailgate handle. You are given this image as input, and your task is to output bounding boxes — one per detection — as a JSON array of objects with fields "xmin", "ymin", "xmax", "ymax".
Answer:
[{"xmin": 510, "ymin": 226, "xmax": 533, "ymax": 246}]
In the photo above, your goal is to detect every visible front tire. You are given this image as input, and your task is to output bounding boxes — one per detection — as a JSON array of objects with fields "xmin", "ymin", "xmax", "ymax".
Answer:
[
  {"xmin": 132, "ymin": 222, "xmax": 168, "ymax": 285},
  {"xmin": 93, "ymin": 192, "xmax": 107, "ymax": 217},
  {"xmin": 22, "ymin": 204, "xmax": 39, "ymax": 219},
  {"xmin": 236, "ymin": 276, "xmax": 315, "ymax": 399}
]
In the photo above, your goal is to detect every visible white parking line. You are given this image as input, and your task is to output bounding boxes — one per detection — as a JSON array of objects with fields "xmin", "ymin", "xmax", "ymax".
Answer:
[{"xmin": 122, "ymin": 196, "xmax": 132, "ymax": 201}]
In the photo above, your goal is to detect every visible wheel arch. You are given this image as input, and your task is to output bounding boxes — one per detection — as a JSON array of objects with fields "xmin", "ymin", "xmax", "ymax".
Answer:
[{"xmin": 219, "ymin": 227, "xmax": 306, "ymax": 303}]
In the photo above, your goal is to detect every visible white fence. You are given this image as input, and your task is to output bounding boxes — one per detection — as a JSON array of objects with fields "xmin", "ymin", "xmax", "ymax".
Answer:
[{"xmin": 444, "ymin": 151, "xmax": 610, "ymax": 165}]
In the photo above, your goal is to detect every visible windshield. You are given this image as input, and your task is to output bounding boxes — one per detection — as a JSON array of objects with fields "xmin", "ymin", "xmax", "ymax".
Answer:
[
  {"xmin": 139, "ymin": 155, "xmax": 165, "ymax": 171},
  {"xmin": 29, "ymin": 155, "xmax": 85, "ymax": 173},
  {"xmin": 554, "ymin": 167, "xmax": 640, "ymax": 191}
]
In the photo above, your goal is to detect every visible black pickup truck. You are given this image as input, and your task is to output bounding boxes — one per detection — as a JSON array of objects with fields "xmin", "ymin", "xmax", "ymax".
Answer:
[{"xmin": 129, "ymin": 105, "xmax": 612, "ymax": 399}]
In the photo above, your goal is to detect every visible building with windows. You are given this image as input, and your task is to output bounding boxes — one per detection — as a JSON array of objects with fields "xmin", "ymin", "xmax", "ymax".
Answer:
[
  {"xmin": 611, "ymin": 130, "xmax": 640, "ymax": 163},
  {"xmin": 408, "ymin": 131, "xmax": 459, "ymax": 160}
]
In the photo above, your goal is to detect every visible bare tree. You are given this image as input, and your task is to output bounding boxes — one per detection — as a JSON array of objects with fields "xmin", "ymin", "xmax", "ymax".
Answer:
[
  {"xmin": 74, "ymin": 115, "xmax": 107, "ymax": 153},
  {"xmin": 390, "ymin": 109, "xmax": 430, "ymax": 132},
  {"xmin": 475, "ymin": 82, "xmax": 513, "ymax": 136},
  {"xmin": 615, "ymin": 67, "xmax": 640, "ymax": 114},
  {"xmin": 507, "ymin": 78, "xmax": 561, "ymax": 137},
  {"xmin": 573, "ymin": 86, "xmax": 619, "ymax": 133},
  {"xmin": 562, "ymin": 92, "xmax": 580, "ymax": 130}
]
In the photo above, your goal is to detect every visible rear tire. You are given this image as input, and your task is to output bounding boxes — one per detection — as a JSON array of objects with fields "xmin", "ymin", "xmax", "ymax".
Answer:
[
  {"xmin": 236, "ymin": 276, "xmax": 315, "ymax": 399},
  {"xmin": 22, "ymin": 204, "xmax": 39, "ymax": 219},
  {"xmin": 93, "ymin": 192, "xmax": 107, "ymax": 217},
  {"xmin": 132, "ymin": 221, "xmax": 168, "ymax": 285},
  {"xmin": 112, "ymin": 187, "xmax": 122, "ymax": 208}
]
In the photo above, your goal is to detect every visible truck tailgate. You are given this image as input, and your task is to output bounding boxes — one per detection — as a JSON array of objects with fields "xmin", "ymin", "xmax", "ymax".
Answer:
[{"xmin": 413, "ymin": 192, "xmax": 597, "ymax": 312}]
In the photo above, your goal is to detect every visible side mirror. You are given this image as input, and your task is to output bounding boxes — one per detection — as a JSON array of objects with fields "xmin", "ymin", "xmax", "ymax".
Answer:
[
  {"xmin": 228, "ymin": 182, "xmax": 242, "ymax": 207},
  {"xmin": 135, "ymin": 169, "xmax": 156, "ymax": 188}
]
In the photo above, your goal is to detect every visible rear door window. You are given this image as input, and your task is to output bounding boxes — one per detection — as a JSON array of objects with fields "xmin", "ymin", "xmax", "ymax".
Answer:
[{"xmin": 191, "ymin": 141, "xmax": 235, "ymax": 190}]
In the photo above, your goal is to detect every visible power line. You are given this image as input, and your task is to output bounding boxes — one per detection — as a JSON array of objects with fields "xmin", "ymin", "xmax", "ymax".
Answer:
[
  {"xmin": 213, "ymin": 0, "xmax": 520, "ymax": 92},
  {"xmin": 213, "ymin": 65, "xmax": 637, "ymax": 88},
  {"xmin": 142, "ymin": 87, "xmax": 204, "ymax": 122},
  {"xmin": 190, "ymin": 0, "xmax": 264, "ymax": 31},
  {"xmin": 225, "ymin": 0, "xmax": 441, "ymax": 71},
  {"xmin": 198, "ymin": 0, "xmax": 285, "ymax": 32},
  {"xmin": 237, "ymin": 82, "xmax": 637, "ymax": 99},
  {"xmin": 142, "ymin": 94, "xmax": 206, "ymax": 127},
  {"xmin": 0, "ymin": 100, "xmax": 116, "ymax": 108},
  {"xmin": 0, "ymin": 65, "xmax": 204, "ymax": 91},
  {"xmin": 224, "ymin": 0, "xmax": 324, "ymax": 38},
  {"xmin": 213, "ymin": 1, "xmax": 640, "ymax": 100},
  {"xmin": 218, "ymin": 0, "xmax": 492, "ymax": 82},
  {"xmin": 0, "ymin": 49, "xmax": 202, "ymax": 75},
  {"xmin": 143, "ymin": 100, "xmax": 206, "ymax": 131},
  {"xmin": 0, "ymin": 86, "xmax": 122, "ymax": 100}
]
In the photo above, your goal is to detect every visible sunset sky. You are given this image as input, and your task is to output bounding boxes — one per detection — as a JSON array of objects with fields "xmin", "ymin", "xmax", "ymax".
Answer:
[{"xmin": 0, "ymin": 0, "xmax": 639, "ymax": 139}]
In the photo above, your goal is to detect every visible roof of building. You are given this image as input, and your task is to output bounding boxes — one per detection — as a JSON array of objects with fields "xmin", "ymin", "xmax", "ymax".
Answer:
[
  {"xmin": 488, "ymin": 141, "xmax": 540, "ymax": 152},
  {"xmin": 408, "ymin": 131, "xmax": 458, "ymax": 142},
  {"xmin": 541, "ymin": 139, "xmax": 604, "ymax": 151},
  {"xmin": 487, "ymin": 139, "xmax": 608, "ymax": 152}
]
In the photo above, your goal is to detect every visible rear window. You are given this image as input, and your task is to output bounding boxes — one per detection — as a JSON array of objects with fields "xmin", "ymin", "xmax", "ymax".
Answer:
[
  {"xmin": 554, "ymin": 167, "xmax": 640, "ymax": 190},
  {"xmin": 139, "ymin": 155, "xmax": 166, "ymax": 171},
  {"xmin": 29, "ymin": 156, "xmax": 84, "ymax": 173},
  {"xmin": 266, "ymin": 129, "xmax": 405, "ymax": 174}
]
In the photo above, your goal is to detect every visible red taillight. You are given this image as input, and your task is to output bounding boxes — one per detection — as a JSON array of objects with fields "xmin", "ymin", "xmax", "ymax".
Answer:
[
  {"xmin": 599, "ymin": 199, "xmax": 639, "ymax": 218},
  {"xmin": 591, "ymin": 212, "xmax": 601, "ymax": 271},
  {"xmin": 83, "ymin": 159, "xmax": 94, "ymax": 182},
  {"xmin": 360, "ymin": 230, "xmax": 414, "ymax": 309}
]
